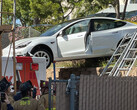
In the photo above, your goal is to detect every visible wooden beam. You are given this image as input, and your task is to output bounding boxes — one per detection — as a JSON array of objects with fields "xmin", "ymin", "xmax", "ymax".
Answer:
[
  {"xmin": 0, "ymin": 25, "xmax": 12, "ymax": 32},
  {"xmin": 0, "ymin": 11, "xmax": 14, "ymax": 15},
  {"xmin": 13, "ymin": 0, "xmax": 16, "ymax": 94},
  {"xmin": 0, "ymin": 32, "xmax": 2, "ymax": 80}
]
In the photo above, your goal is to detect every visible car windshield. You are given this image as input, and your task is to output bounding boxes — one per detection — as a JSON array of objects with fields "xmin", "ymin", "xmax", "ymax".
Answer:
[{"xmin": 40, "ymin": 21, "xmax": 72, "ymax": 36}]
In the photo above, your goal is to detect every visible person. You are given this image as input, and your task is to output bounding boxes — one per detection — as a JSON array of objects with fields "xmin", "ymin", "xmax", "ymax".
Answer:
[
  {"xmin": 4, "ymin": 94, "xmax": 14, "ymax": 110},
  {"xmin": 39, "ymin": 81, "xmax": 56, "ymax": 109},
  {"xmin": 0, "ymin": 77, "xmax": 14, "ymax": 110},
  {"xmin": 13, "ymin": 80, "xmax": 45, "ymax": 110},
  {"xmin": 10, "ymin": 81, "xmax": 22, "ymax": 99},
  {"xmin": 39, "ymin": 81, "xmax": 49, "ymax": 109}
]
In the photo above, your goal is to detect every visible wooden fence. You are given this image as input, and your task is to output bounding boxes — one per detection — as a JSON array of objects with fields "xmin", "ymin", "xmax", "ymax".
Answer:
[
  {"xmin": 56, "ymin": 75, "xmax": 137, "ymax": 110},
  {"xmin": 56, "ymin": 82, "xmax": 70, "ymax": 110}
]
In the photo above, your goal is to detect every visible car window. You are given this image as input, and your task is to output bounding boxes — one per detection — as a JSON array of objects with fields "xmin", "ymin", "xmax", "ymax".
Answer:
[
  {"xmin": 40, "ymin": 21, "xmax": 72, "ymax": 36},
  {"xmin": 94, "ymin": 19, "xmax": 116, "ymax": 31},
  {"xmin": 93, "ymin": 19, "xmax": 126, "ymax": 31},
  {"xmin": 115, "ymin": 21, "xmax": 126, "ymax": 28},
  {"xmin": 64, "ymin": 20, "xmax": 90, "ymax": 35}
]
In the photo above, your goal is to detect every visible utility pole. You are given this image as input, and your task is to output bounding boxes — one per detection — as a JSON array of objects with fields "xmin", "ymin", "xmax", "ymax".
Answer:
[
  {"xmin": 0, "ymin": 0, "xmax": 3, "ymax": 80},
  {"xmin": 0, "ymin": 0, "xmax": 2, "ymax": 25},
  {"xmin": 13, "ymin": 0, "xmax": 17, "ymax": 94},
  {"xmin": 0, "ymin": 0, "xmax": 13, "ymax": 81}
]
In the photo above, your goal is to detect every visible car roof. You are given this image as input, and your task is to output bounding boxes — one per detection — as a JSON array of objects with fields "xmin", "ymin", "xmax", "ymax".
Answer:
[{"xmin": 67, "ymin": 17, "xmax": 126, "ymax": 23}]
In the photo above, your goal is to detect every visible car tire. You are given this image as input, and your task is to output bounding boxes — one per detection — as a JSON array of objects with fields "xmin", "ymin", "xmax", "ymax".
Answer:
[{"xmin": 31, "ymin": 49, "xmax": 52, "ymax": 68}]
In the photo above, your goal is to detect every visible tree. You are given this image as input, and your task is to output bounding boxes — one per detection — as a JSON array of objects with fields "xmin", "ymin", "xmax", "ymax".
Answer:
[
  {"xmin": 122, "ymin": 0, "xmax": 128, "ymax": 20},
  {"xmin": 29, "ymin": 0, "xmax": 85, "ymax": 25},
  {"xmin": 2, "ymin": 0, "xmax": 112, "ymax": 26},
  {"xmin": 2, "ymin": 0, "xmax": 13, "ymax": 24},
  {"xmin": 16, "ymin": 0, "xmax": 32, "ymax": 26},
  {"xmin": 96, "ymin": 0, "xmax": 120, "ymax": 18},
  {"xmin": 2, "ymin": 0, "xmax": 32, "ymax": 26}
]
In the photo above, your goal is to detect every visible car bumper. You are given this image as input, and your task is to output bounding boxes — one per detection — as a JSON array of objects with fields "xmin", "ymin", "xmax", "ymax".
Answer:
[{"xmin": 2, "ymin": 47, "xmax": 31, "ymax": 56}]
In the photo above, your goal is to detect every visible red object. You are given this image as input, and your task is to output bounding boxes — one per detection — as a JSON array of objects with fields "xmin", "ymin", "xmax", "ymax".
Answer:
[
  {"xmin": 31, "ymin": 63, "xmax": 39, "ymax": 71},
  {"xmin": 16, "ymin": 56, "xmax": 40, "ymax": 94}
]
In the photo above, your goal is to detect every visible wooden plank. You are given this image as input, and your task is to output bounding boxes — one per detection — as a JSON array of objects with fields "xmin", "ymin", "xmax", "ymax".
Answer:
[
  {"xmin": 56, "ymin": 83, "xmax": 60, "ymax": 110},
  {"xmin": 127, "ymin": 77, "xmax": 131, "ymax": 110},
  {"xmin": 134, "ymin": 77, "xmax": 137, "ymax": 110},
  {"xmin": 92, "ymin": 76, "xmax": 96, "ymax": 110},
  {"xmin": 115, "ymin": 77, "xmax": 118, "ymax": 110},
  {"xmin": 133, "ymin": 77, "xmax": 137, "ymax": 110},
  {"xmin": 99, "ymin": 76, "xmax": 103, "ymax": 110},
  {"xmin": 0, "ymin": 25, "xmax": 12, "ymax": 32},
  {"xmin": 89, "ymin": 75, "xmax": 94, "ymax": 109},
  {"xmin": 124, "ymin": 77, "xmax": 128, "ymax": 110},
  {"xmin": 79, "ymin": 75, "xmax": 84, "ymax": 110},
  {"xmin": 108, "ymin": 77, "xmax": 112, "ymax": 110},
  {"xmin": 106, "ymin": 77, "xmax": 109, "ymax": 110},
  {"xmin": 60, "ymin": 82, "xmax": 64, "ymax": 110},
  {"xmin": 112, "ymin": 77, "xmax": 115, "ymax": 110},
  {"xmin": 119, "ymin": 77, "xmax": 122, "ymax": 110},
  {"xmin": 62, "ymin": 83, "xmax": 68, "ymax": 110},
  {"xmin": 0, "ymin": 34, "xmax": 2, "ymax": 80},
  {"xmin": 121, "ymin": 77, "xmax": 124, "ymax": 110},
  {"xmin": 82, "ymin": 75, "xmax": 87, "ymax": 110},
  {"xmin": 85, "ymin": 75, "xmax": 90, "ymax": 110},
  {"xmin": 103, "ymin": 76, "xmax": 107, "ymax": 110},
  {"xmin": 131, "ymin": 77, "xmax": 134, "ymax": 110}
]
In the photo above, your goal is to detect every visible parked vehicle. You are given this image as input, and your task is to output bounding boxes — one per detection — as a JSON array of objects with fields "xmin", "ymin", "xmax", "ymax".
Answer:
[{"xmin": 3, "ymin": 17, "xmax": 137, "ymax": 68}]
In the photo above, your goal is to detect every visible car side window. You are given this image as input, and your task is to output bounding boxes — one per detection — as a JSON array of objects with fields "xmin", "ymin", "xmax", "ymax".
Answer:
[
  {"xmin": 93, "ymin": 19, "xmax": 127, "ymax": 32},
  {"xmin": 94, "ymin": 19, "xmax": 116, "ymax": 31},
  {"xmin": 64, "ymin": 20, "xmax": 90, "ymax": 35},
  {"xmin": 115, "ymin": 21, "xmax": 126, "ymax": 28}
]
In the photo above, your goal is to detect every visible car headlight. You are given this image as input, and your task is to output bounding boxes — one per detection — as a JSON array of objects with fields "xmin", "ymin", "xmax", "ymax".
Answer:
[{"xmin": 15, "ymin": 41, "xmax": 32, "ymax": 49}]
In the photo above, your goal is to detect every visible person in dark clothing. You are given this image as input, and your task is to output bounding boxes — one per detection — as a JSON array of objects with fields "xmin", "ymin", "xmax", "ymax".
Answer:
[
  {"xmin": 0, "ymin": 77, "xmax": 14, "ymax": 110},
  {"xmin": 13, "ymin": 80, "xmax": 45, "ymax": 110}
]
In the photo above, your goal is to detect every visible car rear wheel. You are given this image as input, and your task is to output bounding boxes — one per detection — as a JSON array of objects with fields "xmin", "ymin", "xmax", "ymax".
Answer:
[{"xmin": 32, "ymin": 49, "xmax": 52, "ymax": 68}]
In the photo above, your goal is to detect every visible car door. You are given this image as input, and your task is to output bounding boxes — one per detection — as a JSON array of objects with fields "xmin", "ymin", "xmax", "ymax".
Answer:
[
  {"xmin": 57, "ymin": 20, "xmax": 90, "ymax": 57},
  {"xmin": 90, "ymin": 19, "xmax": 123, "ymax": 56}
]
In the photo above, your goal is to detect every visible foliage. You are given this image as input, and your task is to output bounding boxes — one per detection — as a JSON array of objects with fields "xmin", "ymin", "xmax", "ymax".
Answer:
[
  {"xmin": 16, "ymin": 0, "xmax": 32, "ymax": 26},
  {"xmin": 51, "ymin": 57, "xmax": 111, "ymax": 68},
  {"xmin": 2, "ymin": 0, "xmax": 111, "ymax": 26},
  {"xmin": 2, "ymin": 0, "xmax": 13, "ymax": 24}
]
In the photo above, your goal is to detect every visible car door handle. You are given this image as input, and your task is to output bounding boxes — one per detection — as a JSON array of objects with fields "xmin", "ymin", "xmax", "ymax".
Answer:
[
  {"xmin": 77, "ymin": 35, "xmax": 83, "ymax": 37},
  {"xmin": 112, "ymin": 31, "xmax": 118, "ymax": 34}
]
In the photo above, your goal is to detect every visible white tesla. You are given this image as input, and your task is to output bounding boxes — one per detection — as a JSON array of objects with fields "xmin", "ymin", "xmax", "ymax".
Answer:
[{"xmin": 3, "ymin": 17, "xmax": 137, "ymax": 68}]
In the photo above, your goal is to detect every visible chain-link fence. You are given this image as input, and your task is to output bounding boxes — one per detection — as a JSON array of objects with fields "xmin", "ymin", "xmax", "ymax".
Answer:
[
  {"xmin": 2, "ymin": 27, "xmax": 41, "ymax": 49},
  {"xmin": 8, "ymin": 27, "xmax": 41, "ymax": 42}
]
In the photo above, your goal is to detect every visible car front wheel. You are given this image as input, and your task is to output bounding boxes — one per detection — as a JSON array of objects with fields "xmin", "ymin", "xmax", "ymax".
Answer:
[{"xmin": 31, "ymin": 49, "xmax": 52, "ymax": 68}]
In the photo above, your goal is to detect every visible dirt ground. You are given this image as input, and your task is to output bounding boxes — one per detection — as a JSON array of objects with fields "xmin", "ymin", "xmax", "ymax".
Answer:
[
  {"xmin": 46, "ymin": 66, "xmax": 137, "ymax": 81},
  {"xmin": 46, "ymin": 67, "xmax": 60, "ymax": 80},
  {"xmin": 46, "ymin": 67, "xmax": 103, "ymax": 80}
]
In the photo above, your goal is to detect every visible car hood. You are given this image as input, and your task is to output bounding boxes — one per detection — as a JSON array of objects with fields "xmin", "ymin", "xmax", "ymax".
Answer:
[{"xmin": 15, "ymin": 36, "xmax": 54, "ymax": 45}]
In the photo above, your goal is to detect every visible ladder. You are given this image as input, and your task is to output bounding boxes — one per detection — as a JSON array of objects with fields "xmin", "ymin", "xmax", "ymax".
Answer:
[{"xmin": 100, "ymin": 31, "xmax": 137, "ymax": 76}]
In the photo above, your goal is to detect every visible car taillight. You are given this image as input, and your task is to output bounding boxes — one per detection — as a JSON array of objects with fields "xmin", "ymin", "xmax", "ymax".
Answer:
[{"xmin": 31, "ymin": 63, "xmax": 39, "ymax": 71}]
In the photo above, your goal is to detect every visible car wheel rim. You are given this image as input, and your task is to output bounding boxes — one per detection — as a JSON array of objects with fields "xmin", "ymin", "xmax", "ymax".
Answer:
[{"xmin": 33, "ymin": 51, "xmax": 50, "ymax": 66}]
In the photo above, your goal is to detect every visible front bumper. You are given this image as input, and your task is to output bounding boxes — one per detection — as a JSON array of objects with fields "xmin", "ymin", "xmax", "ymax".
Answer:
[{"xmin": 2, "ymin": 47, "xmax": 31, "ymax": 57}]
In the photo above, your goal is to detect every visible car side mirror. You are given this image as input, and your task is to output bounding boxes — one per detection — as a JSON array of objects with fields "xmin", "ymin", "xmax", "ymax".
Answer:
[{"xmin": 59, "ymin": 31, "xmax": 65, "ymax": 36}]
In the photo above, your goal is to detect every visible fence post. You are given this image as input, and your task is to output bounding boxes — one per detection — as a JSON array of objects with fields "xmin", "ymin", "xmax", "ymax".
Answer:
[
  {"xmin": 48, "ymin": 77, "xmax": 52, "ymax": 110},
  {"xmin": 70, "ymin": 74, "xmax": 76, "ymax": 110}
]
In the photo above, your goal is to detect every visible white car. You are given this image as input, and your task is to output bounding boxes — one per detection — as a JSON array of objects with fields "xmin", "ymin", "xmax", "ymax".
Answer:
[{"xmin": 3, "ymin": 17, "xmax": 137, "ymax": 68}]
